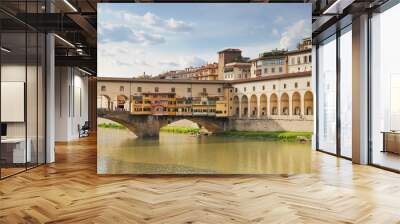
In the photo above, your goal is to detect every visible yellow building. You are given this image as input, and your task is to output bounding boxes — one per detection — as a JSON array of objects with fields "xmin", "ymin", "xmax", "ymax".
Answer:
[
  {"xmin": 131, "ymin": 93, "xmax": 176, "ymax": 116},
  {"xmin": 176, "ymin": 97, "xmax": 193, "ymax": 116},
  {"xmin": 216, "ymin": 101, "xmax": 228, "ymax": 117}
]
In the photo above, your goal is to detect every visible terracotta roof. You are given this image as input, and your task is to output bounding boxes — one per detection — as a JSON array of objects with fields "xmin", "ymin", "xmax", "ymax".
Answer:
[
  {"xmin": 218, "ymin": 48, "xmax": 242, "ymax": 53},
  {"xmin": 225, "ymin": 62, "xmax": 251, "ymax": 67},
  {"xmin": 98, "ymin": 71, "xmax": 311, "ymax": 85},
  {"xmin": 286, "ymin": 48, "xmax": 312, "ymax": 55},
  {"xmin": 97, "ymin": 77, "xmax": 227, "ymax": 84}
]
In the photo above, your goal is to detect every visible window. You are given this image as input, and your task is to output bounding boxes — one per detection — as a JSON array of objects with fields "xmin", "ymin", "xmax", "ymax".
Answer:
[
  {"xmin": 309, "ymin": 55, "xmax": 312, "ymax": 63},
  {"xmin": 304, "ymin": 56, "xmax": 307, "ymax": 63},
  {"xmin": 295, "ymin": 82, "xmax": 298, "ymax": 88},
  {"xmin": 307, "ymin": 81, "xmax": 310, "ymax": 87},
  {"xmin": 340, "ymin": 26, "xmax": 352, "ymax": 158},
  {"xmin": 235, "ymin": 88, "xmax": 238, "ymax": 93},
  {"xmin": 218, "ymin": 88, "xmax": 221, "ymax": 93},
  {"xmin": 370, "ymin": 5, "xmax": 400, "ymax": 170},
  {"xmin": 273, "ymin": 84, "xmax": 276, "ymax": 90},
  {"xmin": 171, "ymin": 87, "xmax": 175, "ymax": 93},
  {"xmin": 253, "ymin": 86, "xmax": 255, "ymax": 91},
  {"xmin": 297, "ymin": 57, "xmax": 300, "ymax": 64},
  {"xmin": 264, "ymin": 68, "xmax": 268, "ymax": 73},
  {"xmin": 284, "ymin": 84, "xmax": 287, "ymax": 89},
  {"xmin": 203, "ymin": 88, "xmax": 207, "ymax": 93},
  {"xmin": 317, "ymin": 35, "xmax": 337, "ymax": 154},
  {"xmin": 279, "ymin": 67, "xmax": 282, "ymax": 73},
  {"xmin": 262, "ymin": 85, "xmax": 265, "ymax": 90},
  {"xmin": 291, "ymin": 58, "xmax": 295, "ymax": 65},
  {"xmin": 120, "ymin": 86, "xmax": 124, "ymax": 92},
  {"xmin": 244, "ymin": 87, "xmax": 246, "ymax": 92},
  {"xmin": 155, "ymin": 87, "xmax": 159, "ymax": 92},
  {"xmin": 271, "ymin": 68, "xmax": 275, "ymax": 73},
  {"xmin": 187, "ymin": 88, "xmax": 191, "ymax": 93},
  {"xmin": 137, "ymin": 87, "xmax": 142, "ymax": 92},
  {"xmin": 101, "ymin": 86, "xmax": 106, "ymax": 91}
]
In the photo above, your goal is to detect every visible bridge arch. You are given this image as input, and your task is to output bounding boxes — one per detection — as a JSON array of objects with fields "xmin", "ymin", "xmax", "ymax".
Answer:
[
  {"xmin": 270, "ymin": 93, "xmax": 278, "ymax": 115},
  {"xmin": 280, "ymin": 93, "xmax": 289, "ymax": 115},
  {"xmin": 292, "ymin": 92, "xmax": 301, "ymax": 115},
  {"xmin": 97, "ymin": 95, "xmax": 111, "ymax": 110},
  {"xmin": 176, "ymin": 117, "xmax": 226, "ymax": 134},
  {"xmin": 250, "ymin": 94, "xmax": 257, "ymax": 118},
  {"xmin": 241, "ymin": 95, "xmax": 248, "ymax": 117},
  {"xmin": 98, "ymin": 116, "xmax": 141, "ymax": 137},
  {"xmin": 304, "ymin": 91, "xmax": 313, "ymax": 115}
]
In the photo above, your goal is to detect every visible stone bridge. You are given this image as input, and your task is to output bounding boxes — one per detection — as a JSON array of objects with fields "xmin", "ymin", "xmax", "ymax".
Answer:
[{"xmin": 98, "ymin": 110, "xmax": 230, "ymax": 137}]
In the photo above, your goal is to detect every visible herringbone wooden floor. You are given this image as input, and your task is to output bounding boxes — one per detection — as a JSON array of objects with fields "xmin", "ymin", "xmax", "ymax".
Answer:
[{"xmin": 1, "ymin": 136, "xmax": 400, "ymax": 224}]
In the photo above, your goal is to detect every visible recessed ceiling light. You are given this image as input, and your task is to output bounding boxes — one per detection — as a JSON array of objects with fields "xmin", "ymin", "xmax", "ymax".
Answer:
[
  {"xmin": 63, "ymin": 0, "xmax": 78, "ymax": 12},
  {"xmin": 78, "ymin": 67, "xmax": 92, "ymax": 76},
  {"xmin": 1, "ymin": 47, "xmax": 11, "ymax": 53},
  {"xmin": 54, "ymin": 34, "xmax": 75, "ymax": 48}
]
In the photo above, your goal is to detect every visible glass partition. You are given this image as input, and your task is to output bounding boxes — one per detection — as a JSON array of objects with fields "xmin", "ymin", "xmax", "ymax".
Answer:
[
  {"xmin": 317, "ymin": 35, "xmax": 337, "ymax": 154},
  {"xmin": 1, "ymin": 30, "xmax": 28, "ymax": 177},
  {"xmin": 370, "ymin": 3, "xmax": 400, "ymax": 171},
  {"xmin": 0, "ymin": 3, "xmax": 46, "ymax": 179}
]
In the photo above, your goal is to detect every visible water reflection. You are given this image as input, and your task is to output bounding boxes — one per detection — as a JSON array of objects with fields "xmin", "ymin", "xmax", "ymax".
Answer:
[{"xmin": 97, "ymin": 128, "xmax": 312, "ymax": 174}]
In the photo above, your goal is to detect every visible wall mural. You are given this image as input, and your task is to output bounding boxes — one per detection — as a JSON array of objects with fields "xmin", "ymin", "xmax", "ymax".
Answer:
[{"xmin": 97, "ymin": 3, "xmax": 313, "ymax": 174}]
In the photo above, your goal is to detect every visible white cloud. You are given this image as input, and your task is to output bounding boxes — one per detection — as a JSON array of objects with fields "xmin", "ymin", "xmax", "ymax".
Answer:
[
  {"xmin": 98, "ymin": 41, "xmax": 213, "ymax": 77},
  {"xmin": 135, "ymin": 31, "xmax": 165, "ymax": 45},
  {"xmin": 100, "ymin": 8, "xmax": 193, "ymax": 34},
  {"xmin": 165, "ymin": 18, "xmax": 193, "ymax": 32},
  {"xmin": 279, "ymin": 20, "xmax": 310, "ymax": 49},
  {"xmin": 158, "ymin": 60, "xmax": 181, "ymax": 68},
  {"xmin": 180, "ymin": 56, "xmax": 207, "ymax": 68}
]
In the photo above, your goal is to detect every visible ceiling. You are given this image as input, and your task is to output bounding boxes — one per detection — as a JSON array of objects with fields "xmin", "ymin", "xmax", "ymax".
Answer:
[{"xmin": 0, "ymin": 0, "xmax": 390, "ymax": 75}]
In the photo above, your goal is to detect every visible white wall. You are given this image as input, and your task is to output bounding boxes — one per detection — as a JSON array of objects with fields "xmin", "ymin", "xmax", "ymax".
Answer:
[{"xmin": 55, "ymin": 67, "xmax": 89, "ymax": 141}]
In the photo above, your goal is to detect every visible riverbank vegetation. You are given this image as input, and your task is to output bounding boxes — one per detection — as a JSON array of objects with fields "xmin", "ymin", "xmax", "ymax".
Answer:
[
  {"xmin": 221, "ymin": 131, "xmax": 312, "ymax": 141},
  {"xmin": 160, "ymin": 126, "xmax": 200, "ymax": 134},
  {"xmin": 98, "ymin": 123, "xmax": 126, "ymax": 129}
]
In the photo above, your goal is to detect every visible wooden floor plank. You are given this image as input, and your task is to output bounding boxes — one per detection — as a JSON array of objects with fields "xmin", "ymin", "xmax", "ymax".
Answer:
[{"xmin": 0, "ymin": 135, "xmax": 400, "ymax": 223}]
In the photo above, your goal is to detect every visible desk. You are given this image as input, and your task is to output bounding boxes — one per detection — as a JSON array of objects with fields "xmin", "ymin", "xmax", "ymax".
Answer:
[
  {"xmin": 382, "ymin": 131, "xmax": 400, "ymax": 154},
  {"xmin": 1, "ymin": 138, "xmax": 31, "ymax": 163}
]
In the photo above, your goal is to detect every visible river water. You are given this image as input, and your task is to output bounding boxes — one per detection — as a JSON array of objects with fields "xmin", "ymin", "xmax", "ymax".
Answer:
[{"xmin": 97, "ymin": 128, "xmax": 312, "ymax": 174}]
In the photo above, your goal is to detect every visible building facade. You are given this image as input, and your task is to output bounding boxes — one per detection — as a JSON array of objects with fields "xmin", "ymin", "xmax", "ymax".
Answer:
[
  {"xmin": 287, "ymin": 38, "xmax": 312, "ymax": 73},
  {"xmin": 97, "ymin": 71, "xmax": 313, "ymax": 122},
  {"xmin": 223, "ymin": 62, "xmax": 251, "ymax": 80},
  {"xmin": 217, "ymin": 48, "xmax": 243, "ymax": 80},
  {"xmin": 250, "ymin": 49, "xmax": 288, "ymax": 78},
  {"xmin": 193, "ymin": 63, "xmax": 218, "ymax": 80},
  {"xmin": 158, "ymin": 63, "xmax": 218, "ymax": 80}
]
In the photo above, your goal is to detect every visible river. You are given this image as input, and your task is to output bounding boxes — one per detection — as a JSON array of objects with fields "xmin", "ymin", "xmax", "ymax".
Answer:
[
  {"xmin": 97, "ymin": 127, "xmax": 312, "ymax": 174},
  {"xmin": 97, "ymin": 128, "xmax": 311, "ymax": 174}
]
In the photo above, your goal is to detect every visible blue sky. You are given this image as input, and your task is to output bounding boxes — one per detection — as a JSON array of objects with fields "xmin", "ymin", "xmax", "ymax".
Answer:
[{"xmin": 98, "ymin": 3, "xmax": 311, "ymax": 77}]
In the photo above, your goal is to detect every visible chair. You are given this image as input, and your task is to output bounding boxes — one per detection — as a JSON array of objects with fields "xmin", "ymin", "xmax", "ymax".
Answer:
[{"xmin": 79, "ymin": 121, "xmax": 90, "ymax": 138}]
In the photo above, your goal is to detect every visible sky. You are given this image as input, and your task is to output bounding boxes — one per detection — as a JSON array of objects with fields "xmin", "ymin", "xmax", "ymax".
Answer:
[{"xmin": 98, "ymin": 3, "xmax": 311, "ymax": 78}]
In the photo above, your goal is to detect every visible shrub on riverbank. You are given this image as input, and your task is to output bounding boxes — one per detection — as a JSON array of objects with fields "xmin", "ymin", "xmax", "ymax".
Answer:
[
  {"xmin": 160, "ymin": 126, "xmax": 200, "ymax": 134},
  {"xmin": 98, "ymin": 123, "xmax": 126, "ymax": 129},
  {"xmin": 221, "ymin": 131, "xmax": 312, "ymax": 141}
]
